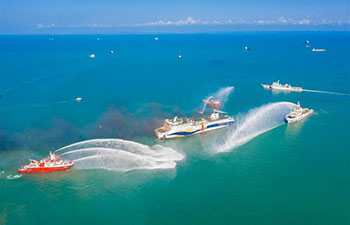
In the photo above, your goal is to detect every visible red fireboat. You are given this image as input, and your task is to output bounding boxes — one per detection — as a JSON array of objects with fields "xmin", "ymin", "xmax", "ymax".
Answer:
[
  {"xmin": 18, "ymin": 152, "xmax": 74, "ymax": 173},
  {"xmin": 202, "ymin": 99, "xmax": 222, "ymax": 109}
]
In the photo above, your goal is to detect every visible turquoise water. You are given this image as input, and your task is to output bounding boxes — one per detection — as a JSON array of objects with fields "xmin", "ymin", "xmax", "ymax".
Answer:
[{"xmin": 1, "ymin": 32, "xmax": 350, "ymax": 224}]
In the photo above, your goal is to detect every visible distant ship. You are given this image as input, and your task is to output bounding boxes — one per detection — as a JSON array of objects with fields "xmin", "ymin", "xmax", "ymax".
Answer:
[
  {"xmin": 312, "ymin": 48, "xmax": 326, "ymax": 52},
  {"xmin": 155, "ymin": 110, "xmax": 234, "ymax": 140},
  {"xmin": 202, "ymin": 98, "xmax": 222, "ymax": 109},
  {"xmin": 261, "ymin": 80, "xmax": 303, "ymax": 92},
  {"xmin": 285, "ymin": 102, "xmax": 313, "ymax": 123},
  {"xmin": 244, "ymin": 46, "xmax": 251, "ymax": 51},
  {"xmin": 18, "ymin": 152, "xmax": 74, "ymax": 173}
]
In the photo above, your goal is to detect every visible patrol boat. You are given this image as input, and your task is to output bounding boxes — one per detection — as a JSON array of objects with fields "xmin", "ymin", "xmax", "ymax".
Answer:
[
  {"xmin": 285, "ymin": 102, "xmax": 313, "ymax": 123},
  {"xmin": 261, "ymin": 80, "xmax": 303, "ymax": 92},
  {"xmin": 155, "ymin": 110, "xmax": 234, "ymax": 140}
]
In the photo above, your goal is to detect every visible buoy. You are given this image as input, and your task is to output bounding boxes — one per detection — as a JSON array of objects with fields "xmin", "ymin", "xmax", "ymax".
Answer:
[
  {"xmin": 154, "ymin": 37, "xmax": 159, "ymax": 41},
  {"xmin": 98, "ymin": 125, "xmax": 103, "ymax": 129},
  {"xmin": 97, "ymin": 37, "xmax": 101, "ymax": 41},
  {"xmin": 178, "ymin": 54, "xmax": 182, "ymax": 59},
  {"xmin": 89, "ymin": 54, "xmax": 95, "ymax": 58},
  {"xmin": 110, "ymin": 50, "xmax": 115, "ymax": 54},
  {"xmin": 201, "ymin": 123, "xmax": 204, "ymax": 131}
]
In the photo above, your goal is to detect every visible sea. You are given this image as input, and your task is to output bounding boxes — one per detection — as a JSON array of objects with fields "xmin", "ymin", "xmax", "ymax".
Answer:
[{"xmin": 0, "ymin": 32, "xmax": 349, "ymax": 225}]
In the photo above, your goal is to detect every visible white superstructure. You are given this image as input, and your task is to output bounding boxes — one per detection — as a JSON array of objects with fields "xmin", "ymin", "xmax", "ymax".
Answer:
[
  {"xmin": 155, "ymin": 110, "xmax": 234, "ymax": 140},
  {"xmin": 285, "ymin": 102, "xmax": 313, "ymax": 123},
  {"xmin": 261, "ymin": 80, "xmax": 303, "ymax": 92}
]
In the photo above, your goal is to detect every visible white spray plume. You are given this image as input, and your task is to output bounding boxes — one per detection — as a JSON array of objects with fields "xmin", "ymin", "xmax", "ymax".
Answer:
[
  {"xmin": 56, "ymin": 139, "xmax": 184, "ymax": 171},
  {"xmin": 208, "ymin": 102, "xmax": 295, "ymax": 153}
]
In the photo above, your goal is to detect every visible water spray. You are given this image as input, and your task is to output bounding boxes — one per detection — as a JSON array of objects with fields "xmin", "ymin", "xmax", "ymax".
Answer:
[
  {"xmin": 207, "ymin": 102, "xmax": 295, "ymax": 153},
  {"xmin": 56, "ymin": 139, "xmax": 184, "ymax": 172}
]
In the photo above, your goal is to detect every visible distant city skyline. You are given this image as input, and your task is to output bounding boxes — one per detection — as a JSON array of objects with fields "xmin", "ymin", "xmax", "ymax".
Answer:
[{"xmin": 1, "ymin": 0, "xmax": 349, "ymax": 34}]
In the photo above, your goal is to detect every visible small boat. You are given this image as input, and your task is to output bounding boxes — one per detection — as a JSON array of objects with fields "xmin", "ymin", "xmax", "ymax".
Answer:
[
  {"xmin": 75, "ymin": 97, "xmax": 82, "ymax": 102},
  {"xmin": 89, "ymin": 54, "xmax": 95, "ymax": 58},
  {"xmin": 178, "ymin": 55, "xmax": 182, "ymax": 59},
  {"xmin": 244, "ymin": 46, "xmax": 251, "ymax": 51},
  {"xmin": 303, "ymin": 40, "xmax": 310, "ymax": 44},
  {"xmin": 202, "ymin": 99, "xmax": 222, "ymax": 109},
  {"xmin": 154, "ymin": 37, "xmax": 159, "ymax": 41},
  {"xmin": 285, "ymin": 102, "xmax": 313, "ymax": 123},
  {"xmin": 261, "ymin": 80, "xmax": 303, "ymax": 92},
  {"xmin": 312, "ymin": 48, "xmax": 326, "ymax": 52},
  {"xmin": 96, "ymin": 37, "xmax": 101, "ymax": 41},
  {"xmin": 155, "ymin": 110, "xmax": 234, "ymax": 140},
  {"xmin": 18, "ymin": 152, "xmax": 73, "ymax": 173},
  {"xmin": 110, "ymin": 50, "xmax": 115, "ymax": 54}
]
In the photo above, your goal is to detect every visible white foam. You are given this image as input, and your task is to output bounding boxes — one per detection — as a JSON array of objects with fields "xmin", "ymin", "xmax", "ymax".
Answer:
[
  {"xmin": 7, "ymin": 174, "xmax": 22, "ymax": 180},
  {"xmin": 56, "ymin": 139, "xmax": 184, "ymax": 172},
  {"xmin": 303, "ymin": 89, "xmax": 350, "ymax": 96},
  {"xmin": 210, "ymin": 102, "xmax": 295, "ymax": 153}
]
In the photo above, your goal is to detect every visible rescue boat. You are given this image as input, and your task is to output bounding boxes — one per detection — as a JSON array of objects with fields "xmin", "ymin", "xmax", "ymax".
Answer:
[
  {"xmin": 202, "ymin": 99, "xmax": 222, "ymax": 109},
  {"xmin": 285, "ymin": 102, "xmax": 313, "ymax": 123},
  {"xmin": 18, "ymin": 152, "xmax": 73, "ymax": 173}
]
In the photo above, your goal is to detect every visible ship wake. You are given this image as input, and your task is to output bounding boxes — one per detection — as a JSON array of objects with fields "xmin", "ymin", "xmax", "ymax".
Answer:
[
  {"xmin": 55, "ymin": 139, "xmax": 184, "ymax": 171},
  {"xmin": 302, "ymin": 89, "xmax": 350, "ymax": 96},
  {"xmin": 208, "ymin": 102, "xmax": 295, "ymax": 153}
]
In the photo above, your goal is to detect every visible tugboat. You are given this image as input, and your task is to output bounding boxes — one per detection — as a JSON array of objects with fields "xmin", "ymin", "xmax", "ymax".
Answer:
[
  {"xmin": 285, "ymin": 102, "xmax": 313, "ymax": 123},
  {"xmin": 202, "ymin": 98, "xmax": 222, "ymax": 109},
  {"xmin": 261, "ymin": 80, "xmax": 303, "ymax": 92},
  {"xmin": 18, "ymin": 152, "xmax": 74, "ymax": 173},
  {"xmin": 155, "ymin": 109, "xmax": 234, "ymax": 140}
]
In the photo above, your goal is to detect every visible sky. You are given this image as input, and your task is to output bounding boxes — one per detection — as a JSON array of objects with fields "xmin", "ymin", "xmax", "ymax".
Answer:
[{"xmin": 1, "ymin": 0, "xmax": 349, "ymax": 34}]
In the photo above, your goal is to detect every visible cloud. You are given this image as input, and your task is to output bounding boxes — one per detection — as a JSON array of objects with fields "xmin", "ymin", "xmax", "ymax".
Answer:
[
  {"xmin": 37, "ymin": 17, "xmax": 350, "ymax": 29},
  {"xmin": 37, "ymin": 23, "xmax": 58, "ymax": 29},
  {"xmin": 67, "ymin": 23, "xmax": 112, "ymax": 28},
  {"xmin": 130, "ymin": 16, "xmax": 349, "ymax": 27},
  {"xmin": 144, "ymin": 17, "xmax": 200, "ymax": 26},
  {"xmin": 37, "ymin": 23, "xmax": 112, "ymax": 29}
]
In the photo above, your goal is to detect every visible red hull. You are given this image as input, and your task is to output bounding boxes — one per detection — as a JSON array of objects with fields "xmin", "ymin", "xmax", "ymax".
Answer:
[
  {"xmin": 207, "ymin": 103, "xmax": 221, "ymax": 109},
  {"xmin": 18, "ymin": 165, "xmax": 72, "ymax": 174},
  {"xmin": 202, "ymin": 100, "xmax": 222, "ymax": 109}
]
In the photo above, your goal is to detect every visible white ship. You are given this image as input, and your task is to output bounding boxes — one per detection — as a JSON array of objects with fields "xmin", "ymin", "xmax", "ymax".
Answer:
[
  {"xmin": 155, "ymin": 110, "xmax": 234, "ymax": 140},
  {"xmin": 285, "ymin": 102, "xmax": 313, "ymax": 123},
  {"xmin": 312, "ymin": 48, "xmax": 326, "ymax": 52},
  {"xmin": 261, "ymin": 80, "xmax": 303, "ymax": 92}
]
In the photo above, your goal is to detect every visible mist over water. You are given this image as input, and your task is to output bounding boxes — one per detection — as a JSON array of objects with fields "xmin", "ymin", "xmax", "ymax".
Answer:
[
  {"xmin": 56, "ymin": 139, "xmax": 184, "ymax": 171},
  {"xmin": 209, "ymin": 102, "xmax": 295, "ymax": 153}
]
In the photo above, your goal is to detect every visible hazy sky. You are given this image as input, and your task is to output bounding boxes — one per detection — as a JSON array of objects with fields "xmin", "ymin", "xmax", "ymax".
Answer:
[{"xmin": 1, "ymin": 0, "xmax": 349, "ymax": 33}]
